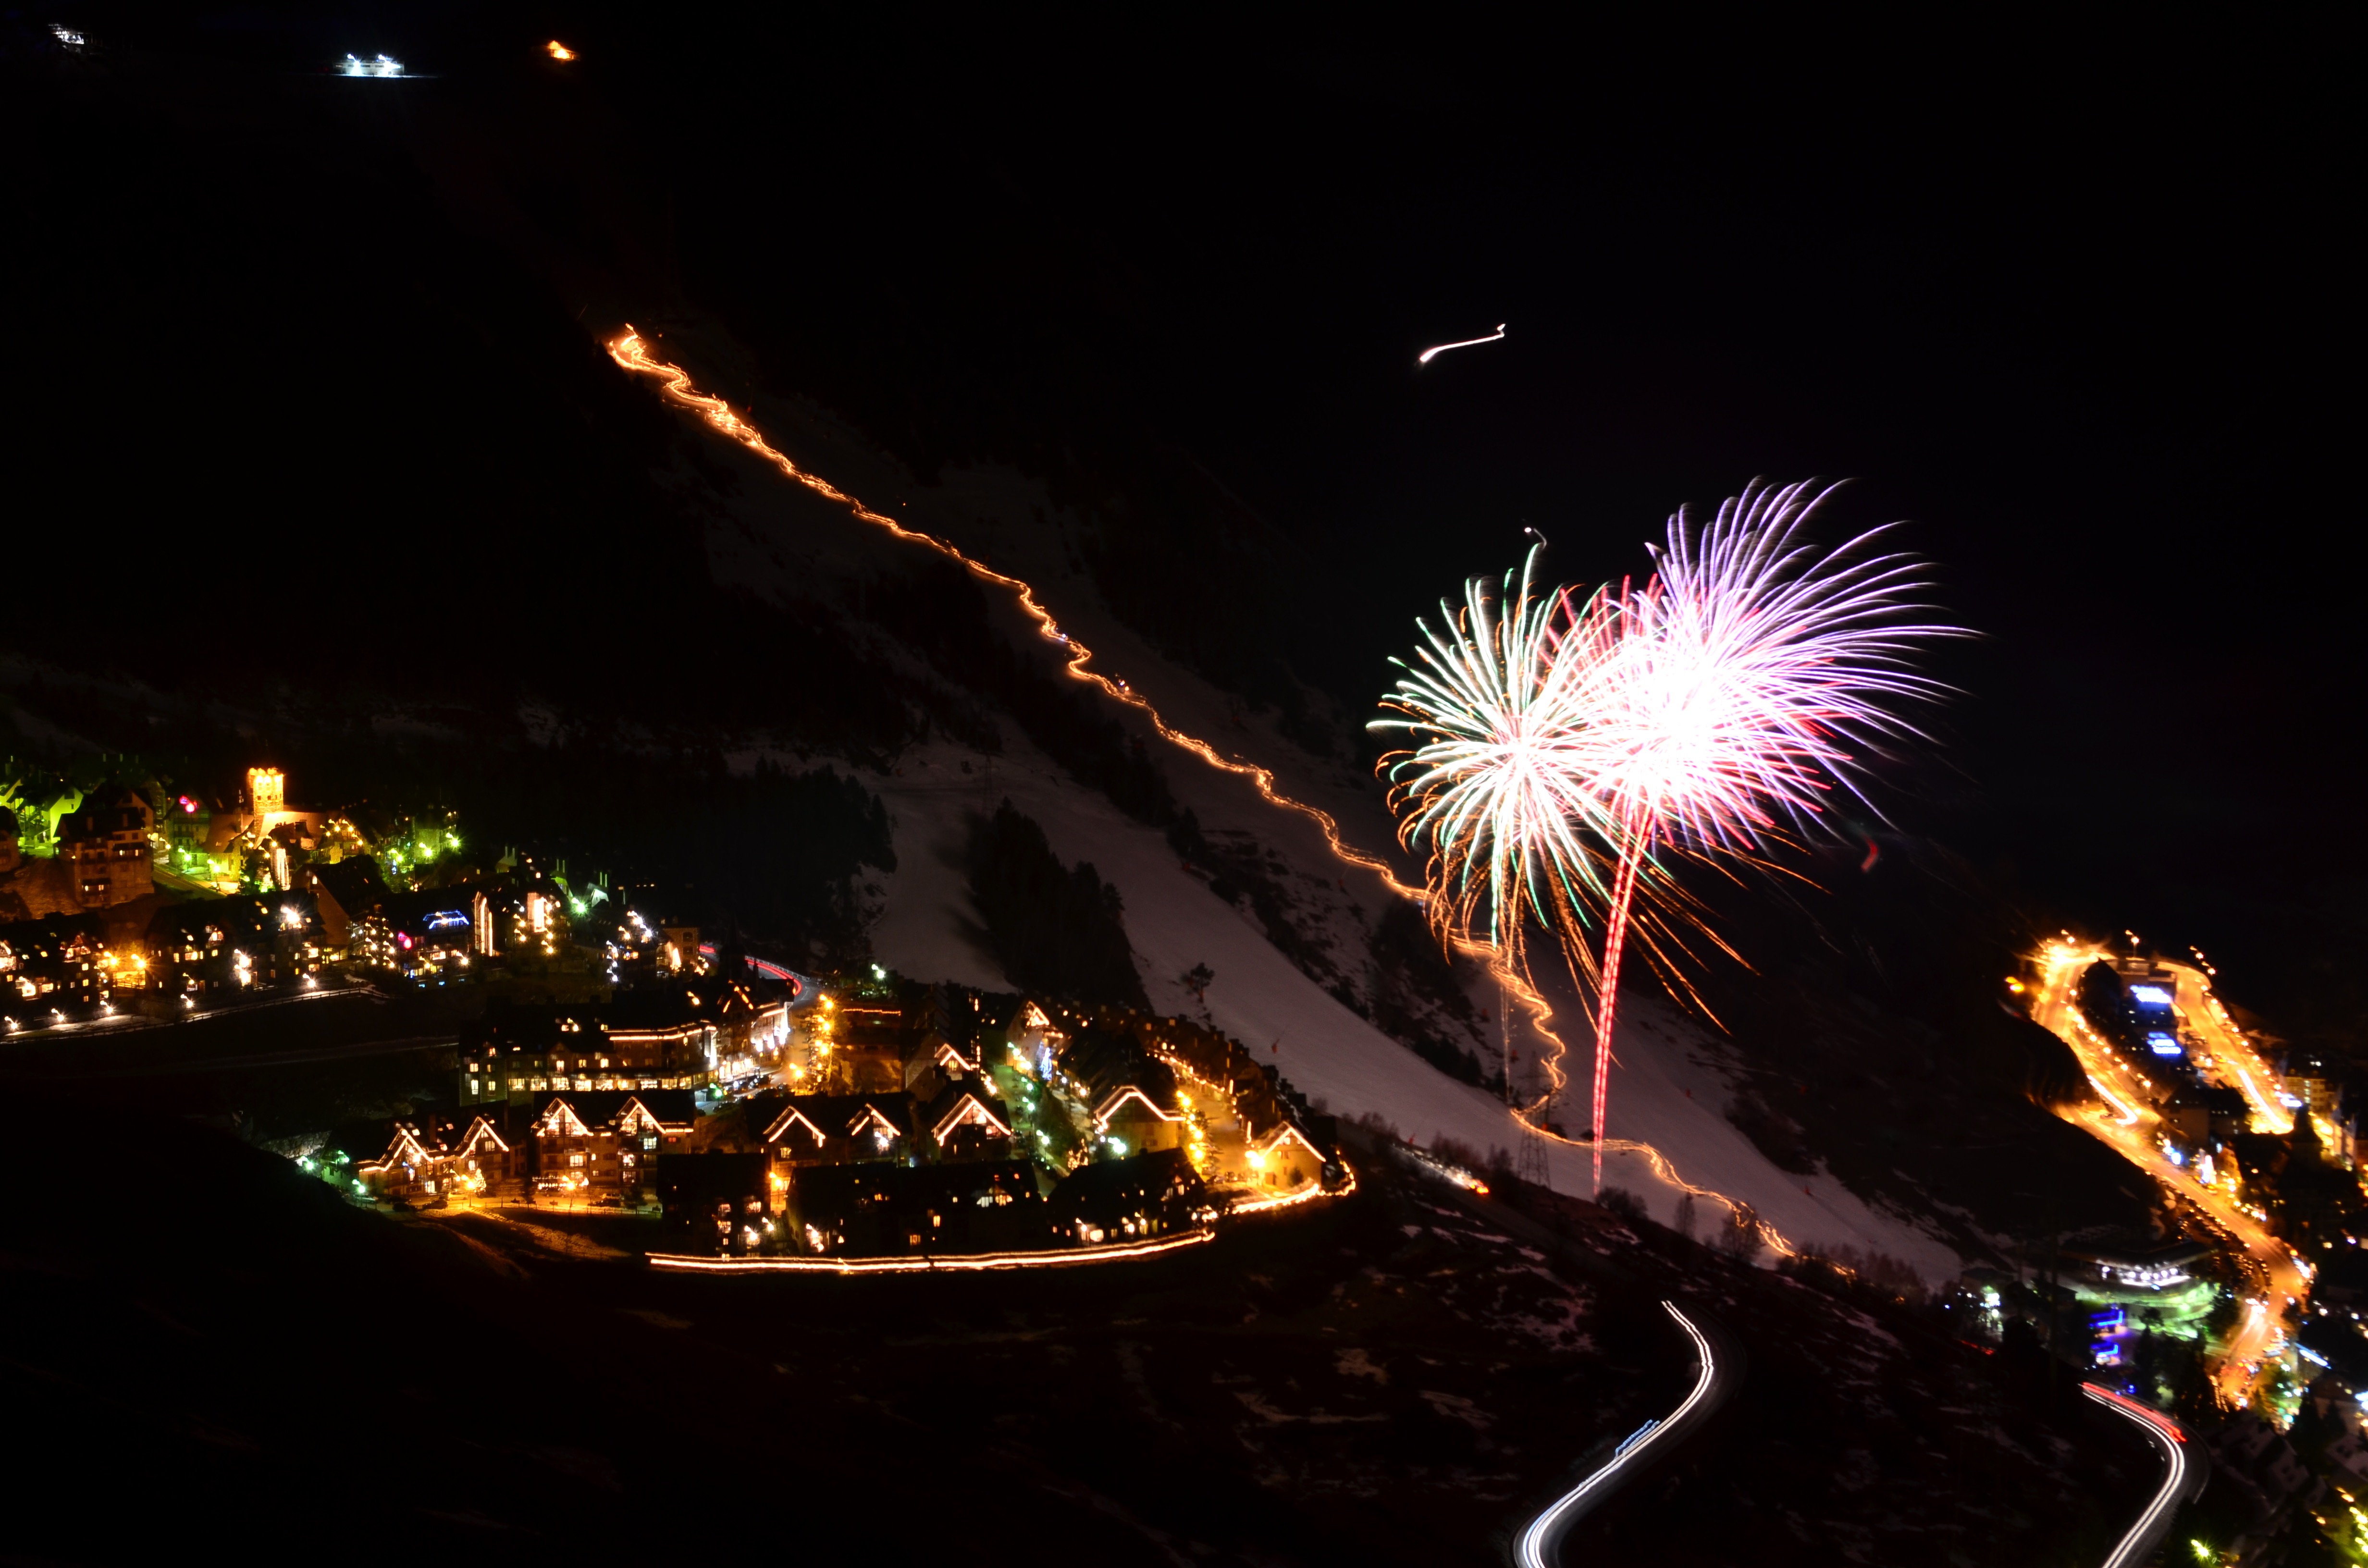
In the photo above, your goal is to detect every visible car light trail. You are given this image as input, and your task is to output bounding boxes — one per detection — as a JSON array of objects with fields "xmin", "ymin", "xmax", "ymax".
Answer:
[
  {"xmin": 607, "ymin": 330, "xmax": 1801, "ymax": 1261},
  {"xmin": 1517, "ymin": 1301, "xmax": 1719, "ymax": 1568},
  {"xmin": 2087, "ymin": 1076, "xmax": 2141, "ymax": 1127},
  {"xmin": 1418, "ymin": 323, "xmax": 1507, "ymax": 364},
  {"xmin": 2082, "ymin": 1384, "xmax": 2189, "ymax": 1568}
]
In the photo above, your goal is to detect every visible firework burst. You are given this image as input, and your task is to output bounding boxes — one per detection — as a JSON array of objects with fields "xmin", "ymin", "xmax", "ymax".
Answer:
[
  {"xmin": 1370, "ymin": 548, "xmax": 1614, "ymax": 962},
  {"xmin": 1377, "ymin": 480, "xmax": 1961, "ymax": 1192}
]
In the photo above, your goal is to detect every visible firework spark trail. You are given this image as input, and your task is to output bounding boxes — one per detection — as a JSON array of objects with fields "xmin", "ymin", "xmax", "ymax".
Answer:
[
  {"xmin": 1418, "ymin": 323, "xmax": 1507, "ymax": 365},
  {"xmin": 607, "ymin": 328, "xmax": 1790, "ymax": 1250}
]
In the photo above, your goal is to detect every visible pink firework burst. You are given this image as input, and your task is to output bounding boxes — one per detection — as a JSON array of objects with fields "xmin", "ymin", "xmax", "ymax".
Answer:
[{"xmin": 1560, "ymin": 478, "xmax": 1962, "ymax": 1191}]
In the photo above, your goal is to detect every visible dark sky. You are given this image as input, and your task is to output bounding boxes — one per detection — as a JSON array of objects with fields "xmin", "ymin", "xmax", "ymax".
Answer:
[{"xmin": 9, "ymin": 8, "xmax": 2355, "ymax": 1030}]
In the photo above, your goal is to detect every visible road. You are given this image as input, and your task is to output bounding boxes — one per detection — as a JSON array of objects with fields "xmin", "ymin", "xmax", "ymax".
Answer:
[
  {"xmin": 2, "ymin": 978, "xmax": 386, "ymax": 1046},
  {"xmin": 2027, "ymin": 941, "xmax": 2311, "ymax": 1403},
  {"xmin": 1516, "ymin": 1300, "xmax": 1736, "ymax": 1568},
  {"xmin": 75, "ymin": 1032, "xmax": 455, "ymax": 1078},
  {"xmin": 2083, "ymin": 1382, "xmax": 2204, "ymax": 1568}
]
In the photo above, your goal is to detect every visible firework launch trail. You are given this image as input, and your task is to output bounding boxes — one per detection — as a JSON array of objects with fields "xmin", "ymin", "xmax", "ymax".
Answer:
[{"xmin": 607, "ymin": 327, "xmax": 1806, "ymax": 1257}]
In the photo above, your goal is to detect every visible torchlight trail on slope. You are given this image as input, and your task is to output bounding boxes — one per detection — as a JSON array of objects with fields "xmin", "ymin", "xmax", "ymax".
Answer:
[
  {"xmin": 604, "ymin": 327, "xmax": 1796, "ymax": 1256},
  {"xmin": 1418, "ymin": 323, "xmax": 1507, "ymax": 365}
]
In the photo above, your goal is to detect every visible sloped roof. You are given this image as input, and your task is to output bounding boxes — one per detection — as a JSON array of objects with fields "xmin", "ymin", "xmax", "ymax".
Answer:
[
  {"xmin": 761, "ymin": 1092, "xmax": 915, "ymax": 1145},
  {"xmin": 1046, "ymin": 1148, "xmax": 1202, "ymax": 1222},
  {"xmin": 1059, "ymin": 1026, "xmax": 1177, "ymax": 1110},
  {"xmin": 306, "ymin": 857, "xmax": 388, "ymax": 917},
  {"xmin": 56, "ymin": 781, "xmax": 151, "ymax": 842},
  {"xmin": 537, "ymin": 1088, "xmax": 701, "ymax": 1135},
  {"xmin": 926, "ymin": 1087, "xmax": 1013, "ymax": 1146}
]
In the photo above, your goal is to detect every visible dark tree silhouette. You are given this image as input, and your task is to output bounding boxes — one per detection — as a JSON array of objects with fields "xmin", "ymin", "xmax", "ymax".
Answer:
[{"xmin": 965, "ymin": 801, "xmax": 1147, "ymax": 1009}]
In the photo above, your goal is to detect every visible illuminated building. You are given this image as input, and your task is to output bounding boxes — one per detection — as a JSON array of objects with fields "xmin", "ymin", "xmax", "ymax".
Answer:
[
  {"xmin": 302, "ymin": 857, "xmax": 387, "ymax": 954},
  {"xmin": 0, "ymin": 912, "xmax": 113, "ymax": 1022},
  {"xmin": 356, "ymin": 1115, "xmax": 520, "ymax": 1203},
  {"xmin": 2065, "ymin": 1240, "xmax": 2212, "ymax": 1294},
  {"xmin": 143, "ymin": 894, "xmax": 322, "ymax": 997},
  {"xmin": 655, "ymin": 1153, "xmax": 771, "ymax": 1254},
  {"xmin": 1242, "ymin": 1119, "xmax": 1331, "ymax": 1194},
  {"xmin": 1058, "ymin": 1026, "xmax": 1188, "ymax": 1156},
  {"xmin": 55, "ymin": 782, "xmax": 155, "ymax": 910},
  {"xmin": 246, "ymin": 768, "xmax": 285, "ymax": 819},
  {"xmin": 457, "ymin": 984, "xmax": 765, "ymax": 1105},
  {"xmin": 352, "ymin": 887, "xmax": 482, "ymax": 980},
  {"xmin": 530, "ymin": 1090, "xmax": 695, "ymax": 1203},
  {"xmin": 660, "ymin": 920, "xmax": 703, "ymax": 975},
  {"xmin": 761, "ymin": 1094, "xmax": 917, "ymax": 1167},
  {"xmin": 165, "ymin": 770, "xmax": 362, "ymax": 894},
  {"xmin": 1045, "ymin": 1148, "xmax": 1209, "ymax": 1245},
  {"xmin": 784, "ymin": 1159, "xmax": 1046, "ymax": 1259},
  {"xmin": 820, "ymin": 1002, "xmax": 908, "ymax": 1092},
  {"xmin": 2161, "ymin": 1081, "xmax": 2251, "ymax": 1149},
  {"xmin": 926, "ymin": 1087, "xmax": 1015, "ymax": 1161}
]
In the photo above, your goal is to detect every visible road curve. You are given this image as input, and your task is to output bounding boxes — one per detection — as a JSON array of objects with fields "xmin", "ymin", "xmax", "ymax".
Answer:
[
  {"xmin": 2084, "ymin": 1383, "xmax": 2198, "ymax": 1568},
  {"xmin": 1517, "ymin": 1299, "xmax": 1735, "ymax": 1568}
]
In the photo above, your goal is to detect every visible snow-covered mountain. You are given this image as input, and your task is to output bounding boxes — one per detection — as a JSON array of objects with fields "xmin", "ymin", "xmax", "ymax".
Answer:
[{"xmin": 672, "ymin": 325, "xmax": 1963, "ymax": 1282}]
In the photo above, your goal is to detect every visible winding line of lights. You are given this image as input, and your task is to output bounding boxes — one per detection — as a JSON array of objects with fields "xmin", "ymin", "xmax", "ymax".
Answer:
[
  {"xmin": 1517, "ymin": 1301, "xmax": 1718, "ymax": 1567},
  {"xmin": 609, "ymin": 331, "xmax": 1800, "ymax": 1259},
  {"xmin": 1229, "ymin": 1156, "xmax": 1358, "ymax": 1216},
  {"xmin": 649, "ymin": 1227, "xmax": 1215, "ymax": 1274},
  {"xmin": 2082, "ymin": 1384, "xmax": 2190, "ymax": 1568}
]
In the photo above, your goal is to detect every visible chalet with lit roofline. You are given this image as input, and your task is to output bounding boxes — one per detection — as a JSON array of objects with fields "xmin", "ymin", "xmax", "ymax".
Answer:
[
  {"xmin": 762, "ymin": 1093, "xmax": 918, "ymax": 1168},
  {"xmin": 356, "ymin": 1115, "xmax": 523, "ymax": 1203},
  {"xmin": 531, "ymin": 1090, "xmax": 696, "ymax": 1202}
]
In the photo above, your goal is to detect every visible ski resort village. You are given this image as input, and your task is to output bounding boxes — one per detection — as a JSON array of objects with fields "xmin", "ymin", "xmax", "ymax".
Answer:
[{"xmin": 1, "ymin": 763, "xmax": 1346, "ymax": 1268}]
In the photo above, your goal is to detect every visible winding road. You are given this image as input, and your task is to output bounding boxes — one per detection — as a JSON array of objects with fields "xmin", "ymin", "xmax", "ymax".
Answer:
[
  {"xmin": 2084, "ymin": 1382, "xmax": 2201, "ymax": 1568},
  {"xmin": 1517, "ymin": 1300, "xmax": 1736, "ymax": 1567}
]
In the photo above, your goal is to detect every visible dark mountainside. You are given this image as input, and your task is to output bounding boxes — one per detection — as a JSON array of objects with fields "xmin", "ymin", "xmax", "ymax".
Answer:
[
  {"xmin": 2, "ymin": 11, "xmax": 2315, "ymax": 1237},
  {"xmin": 0, "ymin": 1103, "xmax": 2154, "ymax": 1567}
]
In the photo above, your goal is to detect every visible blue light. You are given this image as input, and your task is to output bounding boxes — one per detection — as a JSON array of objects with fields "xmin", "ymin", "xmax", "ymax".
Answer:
[
  {"xmin": 2147, "ymin": 1032, "xmax": 2183, "ymax": 1057},
  {"xmin": 1614, "ymin": 1418, "xmax": 1661, "ymax": 1458},
  {"xmin": 424, "ymin": 910, "xmax": 469, "ymax": 931},
  {"xmin": 2131, "ymin": 984, "xmax": 2173, "ymax": 1005}
]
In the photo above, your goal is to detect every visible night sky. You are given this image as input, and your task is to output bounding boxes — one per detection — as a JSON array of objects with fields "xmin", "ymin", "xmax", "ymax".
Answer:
[{"xmin": 8, "ymin": 10, "xmax": 2353, "ymax": 1032}]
